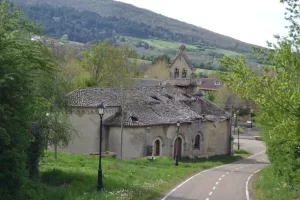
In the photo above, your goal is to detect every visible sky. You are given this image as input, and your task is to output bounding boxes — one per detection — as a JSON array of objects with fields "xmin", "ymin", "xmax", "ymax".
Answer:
[{"xmin": 116, "ymin": 0, "xmax": 289, "ymax": 47}]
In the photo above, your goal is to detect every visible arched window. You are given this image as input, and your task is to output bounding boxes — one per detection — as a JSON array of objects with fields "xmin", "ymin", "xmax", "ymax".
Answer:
[
  {"xmin": 182, "ymin": 69, "xmax": 187, "ymax": 78},
  {"xmin": 154, "ymin": 140, "xmax": 160, "ymax": 156},
  {"xmin": 174, "ymin": 68, "xmax": 179, "ymax": 78},
  {"xmin": 194, "ymin": 135, "xmax": 200, "ymax": 149}
]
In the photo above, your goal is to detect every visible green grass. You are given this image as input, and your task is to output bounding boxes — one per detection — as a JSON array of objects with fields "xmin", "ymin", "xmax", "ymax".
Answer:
[
  {"xmin": 123, "ymin": 36, "xmax": 240, "ymax": 57},
  {"xmin": 234, "ymin": 149, "xmax": 249, "ymax": 155},
  {"xmin": 21, "ymin": 151, "xmax": 247, "ymax": 200},
  {"xmin": 253, "ymin": 165, "xmax": 300, "ymax": 200},
  {"xmin": 195, "ymin": 69, "xmax": 217, "ymax": 76}
]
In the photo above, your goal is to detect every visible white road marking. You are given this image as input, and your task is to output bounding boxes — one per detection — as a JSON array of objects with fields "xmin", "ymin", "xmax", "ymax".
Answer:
[
  {"xmin": 209, "ymin": 192, "xmax": 213, "ymax": 195},
  {"xmin": 222, "ymin": 175, "xmax": 225, "ymax": 177},
  {"xmin": 231, "ymin": 169, "xmax": 234, "ymax": 172},
  {"xmin": 213, "ymin": 186, "xmax": 216, "ymax": 190},
  {"xmin": 219, "ymin": 178, "xmax": 222, "ymax": 181},
  {"xmin": 216, "ymin": 182, "xmax": 219, "ymax": 185},
  {"xmin": 161, "ymin": 150, "xmax": 265, "ymax": 200},
  {"xmin": 246, "ymin": 169, "xmax": 262, "ymax": 200},
  {"xmin": 206, "ymin": 198, "xmax": 209, "ymax": 200},
  {"xmin": 226, "ymin": 172, "xmax": 229, "ymax": 174}
]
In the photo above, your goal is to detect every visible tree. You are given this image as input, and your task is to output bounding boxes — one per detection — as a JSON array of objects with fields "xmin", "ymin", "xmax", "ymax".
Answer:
[
  {"xmin": 145, "ymin": 60, "xmax": 169, "ymax": 79},
  {"xmin": 104, "ymin": 43, "xmax": 138, "ymax": 158},
  {"xmin": 204, "ymin": 91, "xmax": 216, "ymax": 102},
  {"xmin": 60, "ymin": 34, "xmax": 68, "ymax": 42},
  {"xmin": 81, "ymin": 39, "xmax": 112, "ymax": 86},
  {"xmin": 0, "ymin": 2, "xmax": 56, "ymax": 199},
  {"xmin": 219, "ymin": 0, "xmax": 300, "ymax": 187},
  {"xmin": 152, "ymin": 54, "xmax": 171, "ymax": 65}
]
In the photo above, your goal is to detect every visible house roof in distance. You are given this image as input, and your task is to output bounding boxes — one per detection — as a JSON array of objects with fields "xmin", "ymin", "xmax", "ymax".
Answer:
[{"xmin": 196, "ymin": 78, "xmax": 222, "ymax": 90}]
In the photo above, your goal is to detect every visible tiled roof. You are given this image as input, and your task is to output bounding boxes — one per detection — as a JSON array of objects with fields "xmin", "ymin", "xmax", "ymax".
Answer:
[
  {"xmin": 68, "ymin": 85, "xmax": 194, "ymax": 108},
  {"xmin": 68, "ymin": 85, "xmax": 229, "ymax": 126},
  {"xmin": 196, "ymin": 78, "xmax": 222, "ymax": 90},
  {"xmin": 105, "ymin": 100, "xmax": 201, "ymax": 127},
  {"xmin": 196, "ymin": 97, "xmax": 230, "ymax": 121}
]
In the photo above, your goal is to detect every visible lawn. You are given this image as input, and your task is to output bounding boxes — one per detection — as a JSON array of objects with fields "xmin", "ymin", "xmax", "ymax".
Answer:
[
  {"xmin": 253, "ymin": 165, "xmax": 300, "ymax": 200},
  {"xmin": 21, "ymin": 151, "xmax": 247, "ymax": 200}
]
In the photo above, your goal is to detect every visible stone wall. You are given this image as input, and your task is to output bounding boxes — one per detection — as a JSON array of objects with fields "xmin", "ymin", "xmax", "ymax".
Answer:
[
  {"xmin": 60, "ymin": 107, "xmax": 231, "ymax": 158},
  {"xmin": 203, "ymin": 120, "xmax": 230, "ymax": 156},
  {"xmin": 108, "ymin": 123, "xmax": 200, "ymax": 158},
  {"xmin": 169, "ymin": 54, "xmax": 193, "ymax": 79},
  {"xmin": 58, "ymin": 107, "xmax": 119, "ymax": 154}
]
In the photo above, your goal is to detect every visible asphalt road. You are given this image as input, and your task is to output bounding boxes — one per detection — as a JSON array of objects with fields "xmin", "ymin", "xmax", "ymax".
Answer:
[{"xmin": 160, "ymin": 131, "xmax": 268, "ymax": 200}]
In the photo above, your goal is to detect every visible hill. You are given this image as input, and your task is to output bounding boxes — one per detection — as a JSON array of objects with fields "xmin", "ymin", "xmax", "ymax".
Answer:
[{"xmin": 13, "ymin": 0, "xmax": 259, "ymax": 54}]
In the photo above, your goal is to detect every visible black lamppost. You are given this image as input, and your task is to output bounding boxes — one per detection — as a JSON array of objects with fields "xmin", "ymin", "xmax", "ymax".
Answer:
[
  {"xmin": 97, "ymin": 103, "xmax": 105, "ymax": 191},
  {"xmin": 175, "ymin": 120, "xmax": 180, "ymax": 166},
  {"xmin": 235, "ymin": 110, "xmax": 240, "ymax": 150},
  {"xmin": 233, "ymin": 113, "xmax": 236, "ymax": 136}
]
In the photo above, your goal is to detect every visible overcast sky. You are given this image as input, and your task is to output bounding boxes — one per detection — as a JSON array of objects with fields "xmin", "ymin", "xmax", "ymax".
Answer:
[{"xmin": 116, "ymin": 0, "xmax": 289, "ymax": 47}]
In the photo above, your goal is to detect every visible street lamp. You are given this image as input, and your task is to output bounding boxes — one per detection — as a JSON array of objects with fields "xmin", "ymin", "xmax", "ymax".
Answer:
[
  {"xmin": 97, "ymin": 103, "xmax": 105, "ymax": 191},
  {"xmin": 175, "ymin": 120, "xmax": 180, "ymax": 166},
  {"xmin": 233, "ymin": 113, "xmax": 236, "ymax": 135},
  {"xmin": 235, "ymin": 110, "xmax": 240, "ymax": 150}
]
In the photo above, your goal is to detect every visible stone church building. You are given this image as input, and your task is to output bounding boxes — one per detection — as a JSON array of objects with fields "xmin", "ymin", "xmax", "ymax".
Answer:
[{"xmin": 62, "ymin": 45, "xmax": 233, "ymax": 158}]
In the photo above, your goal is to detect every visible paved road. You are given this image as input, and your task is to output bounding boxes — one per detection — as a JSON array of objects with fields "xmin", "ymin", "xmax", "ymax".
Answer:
[{"xmin": 160, "ymin": 131, "xmax": 269, "ymax": 200}]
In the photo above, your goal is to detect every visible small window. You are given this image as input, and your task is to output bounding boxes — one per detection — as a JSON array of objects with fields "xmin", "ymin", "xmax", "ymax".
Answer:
[
  {"xmin": 214, "ymin": 81, "xmax": 221, "ymax": 85},
  {"xmin": 131, "ymin": 116, "xmax": 139, "ymax": 122},
  {"xmin": 150, "ymin": 96, "xmax": 161, "ymax": 101},
  {"xmin": 164, "ymin": 94, "xmax": 174, "ymax": 100},
  {"xmin": 194, "ymin": 135, "xmax": 200, "ymax": 149},
  {"xmin": 174, "ymin": 68, "xmax": 179, "ymax": 78},
  {"xmin": 182, "ymin": 69, "xmax": 187, "ymax": 78}
]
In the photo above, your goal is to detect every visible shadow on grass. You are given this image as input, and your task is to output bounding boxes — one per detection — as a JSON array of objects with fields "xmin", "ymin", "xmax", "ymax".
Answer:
[
  {"xmin": 21, "ymin": 154, "xmax": 247, "ymax": 200},
  {"xmin": 22, "ymin": 168, "xmax": 165, "ymax": 200}
]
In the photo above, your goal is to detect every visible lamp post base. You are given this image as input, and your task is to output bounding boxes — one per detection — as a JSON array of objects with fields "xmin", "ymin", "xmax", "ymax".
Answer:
[
  {"xmin": 175, "ymin": 155, "xmax": 179, "ymax": 166},
  {"xmin": 97, "ymin": 169, "xmax": 103, "ymax": 191}
]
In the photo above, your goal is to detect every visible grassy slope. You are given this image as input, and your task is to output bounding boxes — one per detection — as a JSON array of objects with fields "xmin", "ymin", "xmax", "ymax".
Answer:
[
  {"xmin": 124, "ymin": 36, "xmax": 241, "ymax": 56},
  {"xmin": 253, "ymin": 166, "xmax": 299, "ymax": 200},
  {"xmin": 22, "ymin": 151, "xmax": 248, "ymax": 200}
]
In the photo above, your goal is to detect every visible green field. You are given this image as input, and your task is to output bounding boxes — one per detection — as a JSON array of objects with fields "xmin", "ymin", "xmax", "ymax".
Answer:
[
  {"xmin": 22, "ymin": 151, "xmax": 248, "ymax": 200},
  {"xmin": 195, "ymin": 69, "xmax": 218, "ymax": 76},
  {"xmin": 123, "ymin": 36, "xmax": 241, "ymax": 57}
]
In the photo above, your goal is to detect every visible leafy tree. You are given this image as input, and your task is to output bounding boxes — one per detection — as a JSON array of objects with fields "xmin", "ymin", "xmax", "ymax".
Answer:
[
  {"xmin": 145, "ymin": 60, "xmax": 169, "ymax": 79},
  {"xmin": 0, "ymin": 2, "xmax": 55, "ymax": 199},
  {"xmin": 204, "ymin": 91, "xmax": 216, "ymax": 102},
  {"xmin": 81, "ymin": 39, "xmax": 112, "ymax": 85},
  {"xmin": 60, "ymin": 33, "xmax": 68, "ymax": 42},
  {"xmin": 219, "ymin": 0, "xmax": 300, "ymax": 187},
  {"xmin": 152, "ymin": 54, "xmax": 171, "ymax": 65}
]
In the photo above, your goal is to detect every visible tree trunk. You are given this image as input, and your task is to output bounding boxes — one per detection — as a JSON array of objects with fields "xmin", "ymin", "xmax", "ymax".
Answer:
[{"xmin": 54, "ymin": 144, "xmax": 57, "ymax": 159}]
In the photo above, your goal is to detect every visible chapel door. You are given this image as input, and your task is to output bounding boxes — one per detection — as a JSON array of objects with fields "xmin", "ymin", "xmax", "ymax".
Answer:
[
  {"xmin": 174, "ymin": 137, "xmax": 182, "ymax": 158},
  {"xmin": 154, "ymin": 140, "xmax": 160, "ymax": 156}
]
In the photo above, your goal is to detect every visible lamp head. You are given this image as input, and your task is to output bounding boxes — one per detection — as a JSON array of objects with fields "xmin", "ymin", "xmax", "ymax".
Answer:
[{"xmin": 97, "ymin": 103, "xmax": 105, "ymax": 116}]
